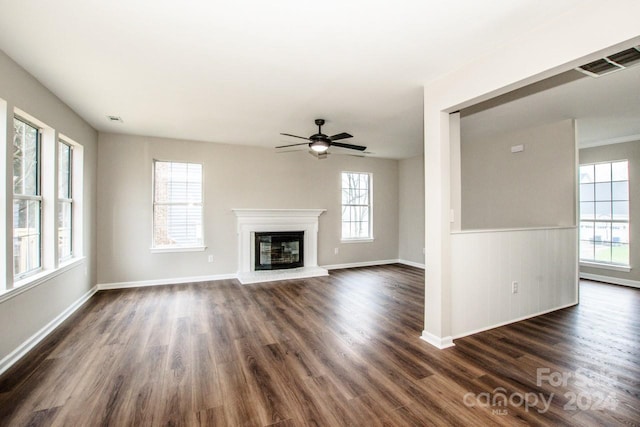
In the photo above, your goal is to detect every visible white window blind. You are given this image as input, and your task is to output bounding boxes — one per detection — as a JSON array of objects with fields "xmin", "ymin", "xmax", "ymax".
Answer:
[
  {"xmin": 153, "ymin": 161, "xmax": 203, "ymax": 248},
  {"xmin": 579, "ymin": 161, "xmax": 629, "ymax": 265}
]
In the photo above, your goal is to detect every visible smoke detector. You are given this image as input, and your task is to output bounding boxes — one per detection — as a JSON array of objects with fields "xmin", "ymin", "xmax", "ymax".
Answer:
[{"xmin": 576, "ymin": 46, "xmax": 640, "ymax": 77}]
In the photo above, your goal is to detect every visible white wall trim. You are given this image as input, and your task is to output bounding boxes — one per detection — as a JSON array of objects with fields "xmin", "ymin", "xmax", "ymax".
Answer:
[
  {"xmin": 0, "ymin": 285, "xmax": 97, "ymax": 376},
  {"xmin": 451, "ymin": 301, "xmax": 578, "ymax": 340},
  {"xmin": 324, "ymin": 259, "xmax": 425, "ymax": 270},
  {"xmin": 580, "ymin": 272, "xmax": 640, "ymax": 289},
  {"xmin": 149, "ymin": 246, "xmax": 207, "ymax": 254},
  {"xmin": 97, "ymin": 273, "xmax": 238, "ymax": 290},
  {"xmin": 398, "ymin": 259, "xmax": 426, "ymax": 269},
  {"xmin": 323, "ymin": 259, "xmax": 399, "ymax": 270},
  {"xmin": 100, "ymin": 261, "xmax": 421, "ymax": 288},
  {"xmin": 340, "ymin": 238, "xmax": 375, "ymax": 244},
  {"xmin": 451, "ymin": 225, "xmax": 576, "ymax": 235},
  {"xmin": 450, "ymin": 227, "xmax": 578, "ymax": 337},
  {"xmin": 580, "ymin": 261, "xmax": 631, "ymax": 272},
  {"xmin": 1, "ymin": 257, "xmax": 86, "ymax": 304},
  {"xmin": 420, "ymin": 331, "xmax": 455, "ymax": 349},
  {"xmin": 580, "ymin": 133, "xmax": 640, "ymax": 149}
]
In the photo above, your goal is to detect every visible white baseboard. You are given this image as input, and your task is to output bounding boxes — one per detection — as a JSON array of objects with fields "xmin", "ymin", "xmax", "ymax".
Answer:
[
  {"xmin": 98, "ymin": 261, "xmax": 423, "ymax": 289},
  {"xmin": 322, "ymin": 259, "xmax": 399, "ymax": 270},
  {"xmin": 420, "ymin": 330, "xmax": 455, "ymax": 349},
  {"xmin": 0, "ymin": 286, "xmax": 97, "ymax": 376},
  {"xmin": 97, "ymin": 273, "xmax": 238, "ymax": 290},
  {"xmin": 451, "ymin": 301, "xmax": 578, "ymax": 340},
  {"xmin": 398, "ymin": 259, "xmax": 426, "ymax": 269},
  {"xmin": 580, "ymin": 272, "xmax": 640, "ymax": 289},
  {"xmin": 323, "ymin": 259, "xmax": 426, "ymax": 271}
]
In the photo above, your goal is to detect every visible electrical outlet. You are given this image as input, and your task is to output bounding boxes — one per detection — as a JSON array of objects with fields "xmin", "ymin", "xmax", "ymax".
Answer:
[
  {"xmin": 208, "ymin": 255, "xmax": 214, "ymax": 263},
  {"xmin": 512, "ymin": 281, "xmax": 518, "ymax": 294},
  {"xmin": 334, "ymin": 247, "xmax": 339, "ymax": 255}
]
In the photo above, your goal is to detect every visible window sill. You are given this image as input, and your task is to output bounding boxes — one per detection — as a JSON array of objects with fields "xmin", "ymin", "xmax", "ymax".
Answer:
[
  {"xmin": 150, "ymin": 246, "xmax": 207, "ymax": 254},
  {"xmin": 0, "ymin": 257, "xmax": 86, "ymax": 304},
  {"xmin": 580, "ymin": 261, "xmax": 631, "ymax": 272},
  {"xmin": 341, "ymin": 238, "xmax": 375, "ymax": 244}
]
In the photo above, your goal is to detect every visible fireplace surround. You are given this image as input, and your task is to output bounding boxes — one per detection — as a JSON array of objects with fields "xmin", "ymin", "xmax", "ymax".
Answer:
[{"xmin": 233, "ymin": 209, "xmax": 328, "ymax": 284}]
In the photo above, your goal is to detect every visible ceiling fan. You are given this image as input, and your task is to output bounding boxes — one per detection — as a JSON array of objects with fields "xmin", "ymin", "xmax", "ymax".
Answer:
[{"xmin": 277, "ymin": 119, "xmax": 367, "ymax": 154}]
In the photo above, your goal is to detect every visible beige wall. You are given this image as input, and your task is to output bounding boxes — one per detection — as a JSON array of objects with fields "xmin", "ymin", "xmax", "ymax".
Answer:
[
  {"xmin": 0, "ymin": 50, "xmax": 98, "ymax": 361},
  {"xmin": 460, "ymin": 119, "xmax": 576, "ymax": 230},
  {"xmin": 398, "ymin": 156, "xmax": 425, "ymax": 265},
  {"xmin": 580, "ymin": 140, "xmax": 640, "ymax": 283},
  {"xmin": 97, "ymin": 133, "xmax": 399, "ymax": 284}
]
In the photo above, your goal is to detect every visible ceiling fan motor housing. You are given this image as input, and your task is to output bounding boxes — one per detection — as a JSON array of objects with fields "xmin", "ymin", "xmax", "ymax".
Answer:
[{"xmin": 310, "ymin": 133, "xmax": 330, "ymax": 142}]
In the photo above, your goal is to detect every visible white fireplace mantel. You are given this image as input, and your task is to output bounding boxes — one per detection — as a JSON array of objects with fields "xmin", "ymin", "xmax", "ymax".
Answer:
[{"xmin": 232, "ymin": 209, "xmax": 328, "ymax": 284}]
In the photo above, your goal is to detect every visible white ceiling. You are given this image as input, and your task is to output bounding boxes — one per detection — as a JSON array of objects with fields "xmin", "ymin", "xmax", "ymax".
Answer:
[
  {"xmin": 461, "ymin": 61, "xmax": 640, "ymax": 147},
  {"xmin": 0, "ymin": 0, "xmax": 590, "ymax": 159}
]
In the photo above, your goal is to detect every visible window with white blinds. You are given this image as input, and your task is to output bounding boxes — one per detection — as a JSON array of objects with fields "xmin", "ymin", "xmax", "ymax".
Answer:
[
  {"xmin": 579, "ymin": 160, "xmax": 629, "ymax": 266},
  {"xmin": 153, "ymin": 161, "xmax": 203, "ymax": 249}
]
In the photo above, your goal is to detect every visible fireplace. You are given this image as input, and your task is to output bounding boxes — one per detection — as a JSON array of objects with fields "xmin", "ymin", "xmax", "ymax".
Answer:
[
  {"xmin": 233, "ymin": 208, "xmax": 328, "ymax": 284},
  {"xmin": 255, "ymin": 231, "xmax": 304, "ymax": 270}
]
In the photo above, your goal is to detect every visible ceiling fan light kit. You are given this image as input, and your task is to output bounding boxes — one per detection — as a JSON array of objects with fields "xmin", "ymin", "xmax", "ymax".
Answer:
[
  {"xmin": 310, "ymin": 141, "xmax": 329, "ymax": 152},
  {"xmin": 276, "ymin": 118, "xmax": 366, "ymax": 158}
]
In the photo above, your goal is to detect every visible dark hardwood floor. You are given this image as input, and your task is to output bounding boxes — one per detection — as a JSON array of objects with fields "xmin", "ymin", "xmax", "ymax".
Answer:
[{"xmin": 0, "ymin": 265, "xmax": 638, "ymax": 426}]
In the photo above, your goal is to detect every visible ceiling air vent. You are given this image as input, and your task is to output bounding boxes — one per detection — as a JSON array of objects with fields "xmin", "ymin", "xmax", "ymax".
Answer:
[
  {"xmin": 576, "ymin": 46, "xmax": 640, "ymax": 77},
  {"xmin": 106, "ymin": 115, "xmax": 123, "ymax": 123},
  {"xmin": 608, "ymin": 47, "xmax": 640, "ymax": 67}
]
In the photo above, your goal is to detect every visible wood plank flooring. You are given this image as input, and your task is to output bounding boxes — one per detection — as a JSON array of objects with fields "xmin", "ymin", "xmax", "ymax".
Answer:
[{"xmin": 0, "ymin": 265, "xmax": 638, "ymax": 426}]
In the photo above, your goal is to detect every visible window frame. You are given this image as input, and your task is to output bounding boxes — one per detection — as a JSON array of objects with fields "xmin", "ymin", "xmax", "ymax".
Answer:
[
  {"xmin": 340, "ymin": 171, "xmax": 374, "ymax": 242},
  {"xmin": 578, "ymin": 160, "xmax": 630, "ymax": 268},
  {"xmin": 2, "ymin": 108, "xmax": 86, "ymax": 299},
  {"xmin": 57, "ymin": 140, "xmax": 73, "ymax": 262},
  {"xmin": 151, "ymin": 159, "xmax": 205, "ymax": 252},
  {"xmin": 13, "ymin": 116, "xmax": 43, "ymax": 280}
]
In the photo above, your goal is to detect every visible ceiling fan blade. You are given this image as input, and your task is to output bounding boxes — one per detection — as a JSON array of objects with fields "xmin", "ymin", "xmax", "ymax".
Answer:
[
  {"xmin": 330, "ymin": 151, "xmax": 372, "ymax": 158},
  {"xmin": 329, "ymin": 132, "xmax": 353, "ymax": 141},
  {"xmin": 280, "ymin": 133, "xmax": 310, "ymax": 140},
  {"xmin": 276, "ymin": 147, "xmax": 307, "ymax": 153},
  {"xmin": 275, "ymin": 142, "xmax": 310, "ymax": 149},
  {"xmin": 331, "ymin": 141, "xmax": 367, "ymax": 151}
]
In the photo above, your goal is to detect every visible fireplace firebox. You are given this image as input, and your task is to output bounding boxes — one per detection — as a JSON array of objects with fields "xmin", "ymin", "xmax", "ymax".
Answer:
[{"xmin": 254, "ymin": 231, "xmax": 304, "ymax": 271}]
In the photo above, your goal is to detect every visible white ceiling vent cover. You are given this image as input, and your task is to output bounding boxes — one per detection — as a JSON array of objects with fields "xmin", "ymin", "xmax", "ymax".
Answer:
[
  {"xmin": 106, "ymin": 115, "xmax": 123, "ymax": 123},
  {"xmin": 577, "ymin": 46, "xmax": 640, "ymax": 77}
]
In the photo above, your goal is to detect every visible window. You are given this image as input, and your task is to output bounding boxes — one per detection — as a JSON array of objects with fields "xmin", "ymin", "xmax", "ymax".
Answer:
[
  {"xmin": 579, "ymin": 161, "xmax": 629, "ymax": 265},
  {"xmin": 58, "ymin": 141, "xmax": 73, "ymax": 261},
  {"xmin": 4, "ymin": 110, "xmax": 84, "ymax": 293},
  {"xmin": 13, "ymin": 117, "xmax": 41, "ymax": 278},
  {"xmin": 153, "ymin": 161, "xmax": 203, "ymax": 249},
  {"xmin": 341, "ymin": 172, "xmax": 372, "ymax": 240}
]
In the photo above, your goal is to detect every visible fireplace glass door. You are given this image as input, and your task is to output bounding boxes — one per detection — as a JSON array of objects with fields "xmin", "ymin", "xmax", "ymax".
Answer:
[{"xmin": 255, "ymin": 231, "xmax": 304, "ymax": 270}]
